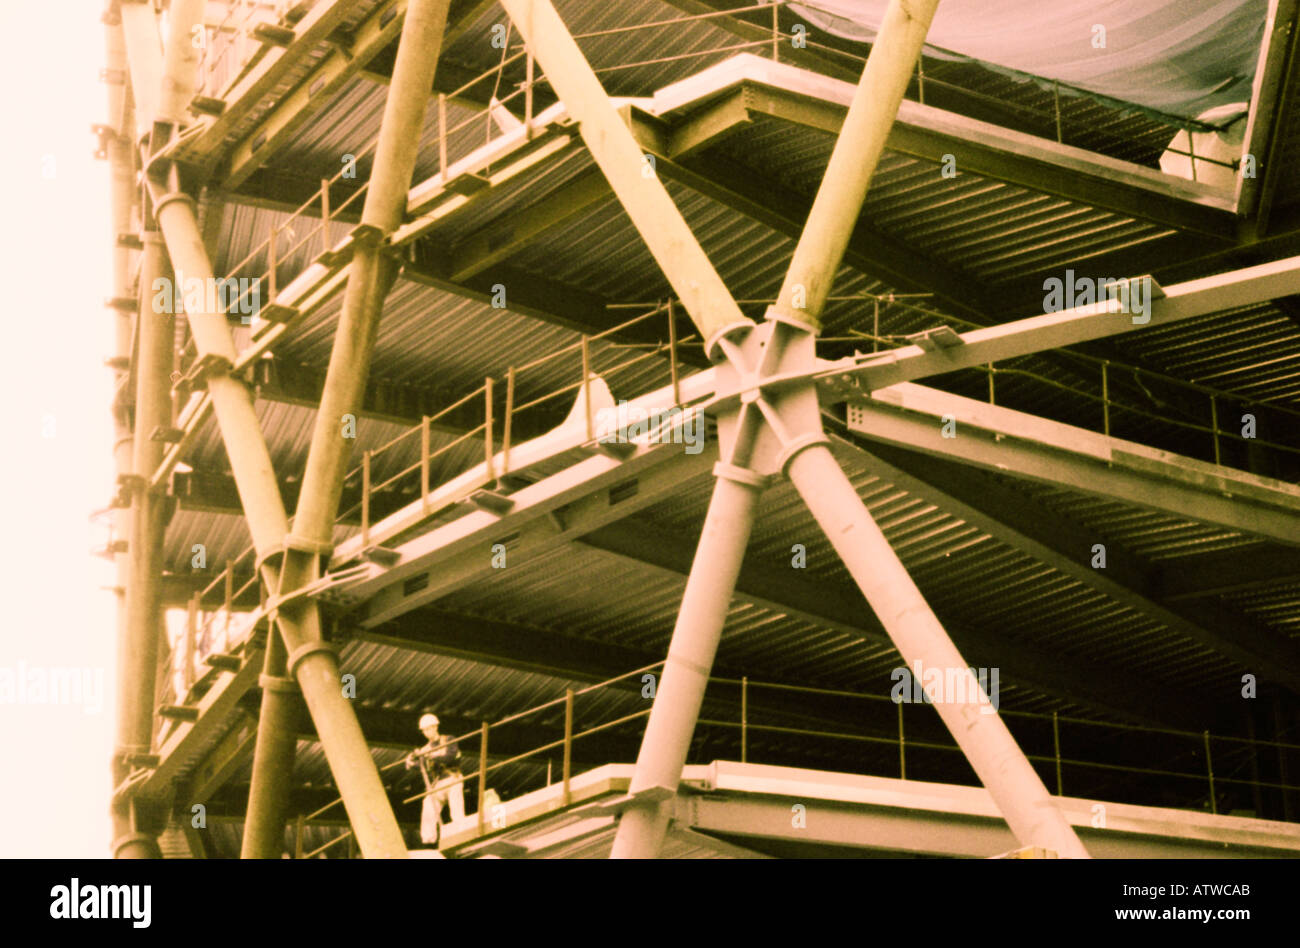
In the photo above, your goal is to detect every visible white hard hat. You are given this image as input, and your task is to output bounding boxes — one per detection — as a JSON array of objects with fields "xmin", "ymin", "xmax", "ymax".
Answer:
[{"xmin": 418, "ymin": 713, "xmax": 440, "ymax": 729}]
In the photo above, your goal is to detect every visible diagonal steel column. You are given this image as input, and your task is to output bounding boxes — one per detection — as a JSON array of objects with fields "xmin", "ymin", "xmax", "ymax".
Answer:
[
  {"xmin": 499, "ymin": 0, "xmax": 750, "ymax": 342},
  {"xmin": 239, "ymin": 632, "xmax": 298, "ymax": 859},
  {"xmin": 609, "ymin": 413, "xmax": 765, "ymax": 858},
  {"xmin": 786, "ymin": 447, "xmax": 1089, "ymax": 857},
  {"xmin": 497, "ymin": 0, "xmax": 764, "ymax": 858},
  {"xmin": 761, "ymin": 0, "xmax": 1087, "ymax": 856},
  {"xmin": 253, "ymin": 0, "xmax": 453, "ymax": 858},
  {"xmin": 771, "ymin": 0, "xmax": 941, "ymax": 329},
  {"xmin": 122, "ymin": 0, "xmax": 410, "ymax": 858}
]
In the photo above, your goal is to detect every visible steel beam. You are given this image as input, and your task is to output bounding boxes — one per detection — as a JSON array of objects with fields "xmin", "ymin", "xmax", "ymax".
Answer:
[
  {"xmin": 116, "ymin": 228, "xmax": 175, "ymax": 859},
  {"xmin": 834, "ymin": 254, "xmax": 1300, "ymax": 395},
  {"xmin": 218, "ymin": 0, "xmax": 407, "ymax": 190},
  {"xmin": 756, "ymin": 0, "xmax": 1084, "ymax": 859},
  {"xmin": 787, "ymin": 444, "xmax": 1086, "ymax": 857},
  {"xmin": 118, "ymin": 0, "xmax": 162, "ymax": 137},
  {"xmin": 1240, "ymin": 0, "xmax": 1300, "ymax": 234},
  {"xmin": 240, "ymin": 635, "xmax": 300, "ymax": 858},
  {"xmin": 609, "ymin": 473, "xmax": 763, "ymax": 857},
  {"xmin": 129, "ymin": 0, "xmax": 410, "ymax": 858},
  {"xmin": 844, "ymin": 382, "xmax": 1300, "ymax": 546},
  {"xmin": 626, "ymin": 115, "xmax": 998, "ymax": 324},
  {"xmin": 357, "ymin": 445, "xmax": 718, "ymax": 626},
  {"xmin": 137, "ymin": 648, "xmax": 264, "ymax": 801},
  {"xmin": 248, "ymin": 0, "xmax": 453, "ymax": 859},
  {"xmin": 842, "ymin": 438, "xmax": 1300, "ymax": 694},
  {"xmin": 579, "ymin": 519, "xmax": 1209, "ymax": 729},
  {"xmin": 105, "ymin": 11, "xmax": 156, "ymax": 860},
  {"xmin": 499, "ymin": 0, "xmax": 750, "ymax": 343}
]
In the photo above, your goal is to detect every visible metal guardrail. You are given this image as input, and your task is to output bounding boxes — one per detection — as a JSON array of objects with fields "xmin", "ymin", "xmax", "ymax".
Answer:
[{"xmin": 287, "ymin": 661, "xmax": 1300, "ymax": 856}]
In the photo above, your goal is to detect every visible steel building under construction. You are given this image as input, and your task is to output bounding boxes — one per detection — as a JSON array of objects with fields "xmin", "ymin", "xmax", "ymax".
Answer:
[{"xmin": 100, "ymin": 0, "xmax": 1300, "ymax": 859}]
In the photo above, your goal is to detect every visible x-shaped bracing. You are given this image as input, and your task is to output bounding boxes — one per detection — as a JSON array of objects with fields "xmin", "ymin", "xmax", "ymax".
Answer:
[{"xmin": 500, "ymin": 0, "xmax": 1090, "ymax": 858}]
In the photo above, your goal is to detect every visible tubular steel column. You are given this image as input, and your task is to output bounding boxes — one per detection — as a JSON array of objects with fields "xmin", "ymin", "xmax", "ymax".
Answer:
[
  {"xmin": 258, "ymin": 0, "xmax": 451, "ymax": 858},
  {"xmin": 280, "ymin": 0, "xmax": 450, "ymax": 548},
  {"xmin": 772, "ymin": 0, "xmax": 940, "ymax": 327},
  {"xmin": 610, "ymin": 469, "xmax": 764, "ymax": 857},
  {"xmin": 115, "ymin": 227, "xmax": 174, "ymax": 859},
  {"xmin": 500, "ymin": 0, "xmax": 767, "ymax": 858},
  {"xmin": 105, "ymin": 10, "xmax": 157, "ymax": 860},
  {"xmin": 499, "ymin": 0, "xmax": 749, "ymax": 342},
  {"xmin": 763, "ymin": 0, "xmax": 1085, "ymax": 857},
  {"xmin": 239, "ymin": 634, "xmax": 300, "ymax": 859},
  {"xmin": 787, "ymin": 447, "xmax": 1088, "ymax": 857},
  {"xmin": 124, "ymin": 0, "xmax": 408, "ymax": 858}
]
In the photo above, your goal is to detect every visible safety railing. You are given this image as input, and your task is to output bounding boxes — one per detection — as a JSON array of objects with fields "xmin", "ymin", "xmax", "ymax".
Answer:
[
  {"xmin": 157, "ymin": 299, "xmax": 700, "ymax": 718},
  {"xmin": 288, "ymin": 660, "xmax": 1300, "ymax": 856},
  {"xmin": 622, "ymin": 291, "xmax": 1300, "ymax": 475},
  {"xmin": 197, "ymin": 1, "xmax": 291, "ymax": 100},
  {"xmin": 821, "ymin": 291, "xmax": 1300, "ymax": 471},
  {"xmin": 176, "ymin": 39, "xmax": 549, "ymax": 377},
  {"xmin": 294, "ymin": 661, "xmax": 662, "ymax": 857}
]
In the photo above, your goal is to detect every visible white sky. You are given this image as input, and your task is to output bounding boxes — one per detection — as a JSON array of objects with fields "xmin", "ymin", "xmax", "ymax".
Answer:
[{"xmin": 0, "ymin": 0, "xmax": 119, "ymax": 857}]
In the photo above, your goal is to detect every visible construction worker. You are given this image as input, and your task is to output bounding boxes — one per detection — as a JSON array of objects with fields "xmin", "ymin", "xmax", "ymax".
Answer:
[{"xmin": 406, "ymin": 712, "xmax": 465, "ymax": 845}]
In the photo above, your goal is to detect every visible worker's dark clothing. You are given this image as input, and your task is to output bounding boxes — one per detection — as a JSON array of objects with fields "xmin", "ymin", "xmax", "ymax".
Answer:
[{"xmin": 410, "ymin": 738, "xmax": 461, "ymax": 785}]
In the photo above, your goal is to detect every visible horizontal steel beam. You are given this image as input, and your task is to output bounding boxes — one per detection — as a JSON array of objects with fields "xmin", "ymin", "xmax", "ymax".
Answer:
[
  {"xmin": 647, "ymin": 57, "xmax": 1236, "ymax": 236},
  {"xmin": 628, "ymin": 109, "xmax": 999, "ymax": 325},
  {"xmin": 843, "ymin": 383, "xmax": 1300, "ymax": 546},
  {"xmin": 842, "ymin": 437, "xmax": 1300, "ymax": 695},
  {"xmin": 678, "ymin": 762, "xmax": 1300, "ymax": 858},
  {"xmin": 137, "ymin": 648, "xmax": 264, "ymax": 801},
  {"xmin": 580, "ymin": 517, "xmax": 1209, "ymax": 729},
  {"xmin": 355, "ymin": 445, "xmax": 718, "ymax": 627},
  {"xmin": 831, "ymin": 254, "xmax": 1300, "ymax": 394}
]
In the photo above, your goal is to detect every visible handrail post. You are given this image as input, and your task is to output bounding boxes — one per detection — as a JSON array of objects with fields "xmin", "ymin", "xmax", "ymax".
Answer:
[
  {"xmin": 898, "ymin": 699, "xmax": 906, "ymax": 779},
  {"xmin": 223, "ymin": 560, "xmax": 234, "ymax": 639},
  {"xmin": 1211, "ymin": 395, "xmax": 1221, "ymax": 465},
  {"xmin": 1053, "ymin": 711, "xmax": 1063, "ymax": 795},
  {"xmin": 987, "ymin": 363, "xmax": 995, "ymax": 405},
  {"xmin": 740, "ymin": 675, "xmax": 748, "ymax": 764},
  {"xmin": 1204, "ymin": 730, "xmax": 1217, "ymax": 814},
  {"xmin": 771, "ymin": 0, "xmax": 779, "ymax": 61},
  {"xmin": 267, "ymin": 224, "xmax": 277, "ymax": 305},
  {"xmin": 294, "ymin": 813, "xmax": 304, "ymax": 859},
  {"xmin": 667, "ymin": 300, "xmax": 680, "ymax": 406},
  {"xmin": 563, "ymin": 688, "xmax": 574, "ymax": 806},
  {"xmin": 438, "ymin": 92, "xmax": 448, "ymax": 177},
  {"xmin": 320, "ymin": 178, "xmax": 331, "ymax": 228},
  {"xmin": 477, "ymin": 721, "xmax": 489, "ymax": 835},
  {"xmin": 524, "ymin": 49, "xmax": 535, "ymax": 139},
  {"xmin": 361, "ymin": 449, "xmax": 371, "ymax": 548},
  {"xmin": 420, "ymin": 415, "xmax": 430, "ymax": 514},
  {"xmin": 184, "ymin": 592, "xmax": 197, "ymax": 693},
  {"xmin": 580, "ymin": 335, "xmax": 593, "ymax": 442},
  {"xmin": 484, "ymin": 377, "xmax": 495, "ymax": 482},
  {"xmin": 1101, "ymin": 361, "xmax": 1110, "ymax": 437},
  {"xmin": 502, "ymin": 367, "xmax": 515, "ymax": 476}
]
